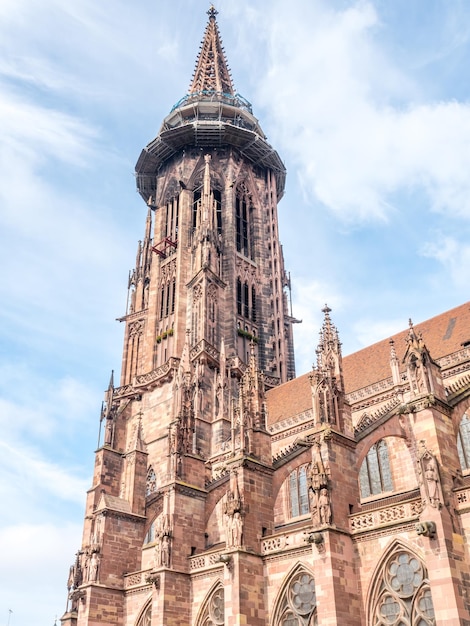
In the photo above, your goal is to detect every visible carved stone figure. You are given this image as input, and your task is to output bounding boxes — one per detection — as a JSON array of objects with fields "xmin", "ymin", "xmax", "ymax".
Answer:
[
  {"xmin": 226, "ymin": 511, "xmax": 243, "ymax": 548},
  {"xmin": 81, "ymin": 551, "xmax": 89, "ymax": 584},
  {"xmin": 160, "ymin": 534, "xmax": 171, "ymax": 568},
  {"xmin": 104, "ymin": 415, "xmax": 114, "ymax": 446},
  {"xmin": 92, "ymin": 515, "xmax": 103, "ymax": 547},
  {"xmin": 318, "ymin": 488, "xmax": 332, "ymax": 525},
  {"xmin": 424, "ymin": 458, "xmax": 440, "ymax": 507},
  {"xmin": 88, "ymin": 551, "xmax": 100, "ymax": 582},
  {"xmin": 418, "ymin": 447, "xmax": 443, "ymax": 509},
  {"xmin": 129, "ymin": 287, "xmax": 136, "ymax": 314}
]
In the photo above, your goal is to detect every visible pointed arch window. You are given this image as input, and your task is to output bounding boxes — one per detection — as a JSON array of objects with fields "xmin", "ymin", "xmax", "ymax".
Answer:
[
  {"xmin": 457, "ymin": 412, "xmax": 470, "ymax": 471},
  {"xmin": 146, "ymin": 467, "xmax": 157, "ymax": 496},
  {"xmin": 136, "ymin": 601, "xmax": 152, "ymax": 626},
  {"xmin": 171, "ymin": 278, "xmax": 176, "ymax": 314},
  {"xmin": 370, "ymin": 549, "xmax": 435, "ymax": 625},
  {"xmin": 237, "ymin": 278, "xmax": 242, "ymax": 315},
  {"xmin": 289, "ymin": 465, "xmax": 309, "ymax": 518},
  {"xmin": 251, "ymin": 286, "xmax": 257, "ymax": 322},
  {"xmin": 160, "ymin": 284, "xmax": 165, "ymax": 319},
  {"xmin": 236, "ymin": 279, "xmax": 257, "ymax": 324},
  {"xmin": 236, "ymin": 191, "xmax": 253, "ymax": 259},
  {"xmin": 359, "ymin": 439, "xmax": 393, "ymax": 499},
  {"xmin": 274, "ymin": 570, "xmax": 317, "ymax": 626},
  {"xmin": 164, "ymin": 195, "xmax": 179, "ymax": 243},
  {"xmin": 244, "ymin": 282, "xmax": 249, "ymax": 318},
  {"xmin": 197, "ymin": 584, "xmax": 224, "ymax": 626},
  {"xmin": 214, "ymin": 189, "xmax": 222, "ymax": 234}
]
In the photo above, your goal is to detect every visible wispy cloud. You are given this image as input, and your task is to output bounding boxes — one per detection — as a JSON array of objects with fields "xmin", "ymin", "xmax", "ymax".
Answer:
[
  {"xmin": 0, "ymin": 522, "xmax": 82, "ymax": 622},
  {"xmin": 0, "ymin": 85, "xmax": 98, "ymax": 167},
  {"xmin": 350, "ymin": 317, "xmax": 410, "ymax": 351},
  {"xmin": 240, "ymin": 1, "xmax": 470, "ymax": 222},
  {"xmin": 421, "ymin": 235, "xmax": 470, "ymax": 288},
  {"xmin": 0, "ymin": 439, "xmax": 89, "ymax": 505}
]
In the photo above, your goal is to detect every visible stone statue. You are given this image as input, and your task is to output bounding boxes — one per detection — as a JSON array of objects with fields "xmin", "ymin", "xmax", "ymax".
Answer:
[
  {"xmin": 88, "ymin": 551, "xmax": 100, "ymax": 582},
  {"xmin": 424, "ymin": 458, "xmax": 440, "ymax": 507},
  {"xmin": 104, "ymin": 415, "xmax": 114, "ymax": 446},
  {"xmin": 228, "ymin": 511, "xmax": 243, "ymax": 547},
  {"xmin": 318, "ymin": 488, "xmax": 332, "ymax": 525},
  {"xmin": 160, "ymin": 534, "xmax": 171, "ymax": 568},
  {"xmin": 418, "ymin": 447, "xmax": 442, "ymax": 509}
]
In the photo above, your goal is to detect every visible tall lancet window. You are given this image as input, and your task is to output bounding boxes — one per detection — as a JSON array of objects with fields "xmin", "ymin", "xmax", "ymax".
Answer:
[
  {"xmin": 214, "ymin": 189, "xmax": 222, "ymax": 234},
  {"xmin": 289, "ymin": 465, "xmax": 309, "ymax": 518},
  {"xmin": 164, "ymin": 195, "xmax": 179, "ymax": 251},
  {"xmin": 251, "ymin": 286, "xmax": 257, "ymax": 322},
  {"xmin": 457, "ymin": 412, "xmax": 470, "ymax": 471},
  {"xmin": 359, "ymin": 439, "xmax": 393, "ymax": 499},
  {"xmin": 236, "ymin": 187, "xmax": 253, "ymax": 259}
]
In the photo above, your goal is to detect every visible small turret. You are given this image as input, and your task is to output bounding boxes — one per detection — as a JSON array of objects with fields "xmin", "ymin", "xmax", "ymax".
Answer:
[
  {"xmin": 403, "ymin": 319, "xmax": 445, "ymax": 400},
  {"xmin": 310, "ymin": 306, "xmax": 347, "ymax": 430}
]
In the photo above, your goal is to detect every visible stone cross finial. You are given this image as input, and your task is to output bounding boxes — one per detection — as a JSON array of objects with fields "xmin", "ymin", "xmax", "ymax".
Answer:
[{"xmin": 208, "ymin": 5, "xmax": 218, "ymax": 20}]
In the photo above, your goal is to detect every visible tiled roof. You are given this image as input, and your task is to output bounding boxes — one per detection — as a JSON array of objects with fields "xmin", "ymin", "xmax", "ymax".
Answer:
[
  {"xmin": 343, "ymin": 301, "xmax": 470, "ymax": 394},
  {"xmin": 266, "ymin": 302, "xmax": 470, "ymax": 427},
  {"xmin": 265, "ymin": 371, "xmax": 312, "ymax": 426}
]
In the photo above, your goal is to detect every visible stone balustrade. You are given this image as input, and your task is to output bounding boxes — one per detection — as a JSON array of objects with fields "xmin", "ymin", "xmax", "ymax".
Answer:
[{"xmin": 349, "ymin": 499, "xmax": 422, "ymax": 534}]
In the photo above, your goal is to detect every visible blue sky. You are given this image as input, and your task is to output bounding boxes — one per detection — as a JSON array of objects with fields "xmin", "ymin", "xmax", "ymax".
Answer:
[{"xmin": 1, "ymin": 1, "xmax": 469, "ymax": 623}]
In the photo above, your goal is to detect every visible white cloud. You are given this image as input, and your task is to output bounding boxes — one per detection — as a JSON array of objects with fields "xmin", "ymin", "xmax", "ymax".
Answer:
[
  {"xmin": 0, "ymin": 439, "xmax": 89, "ymax": 505},
  {"xmin": 421, "ymin": 235, "xmax": 470, "ymax": 289},
  {"xmin": 350, "ymin": 317, "xmax": 408, "ymax": 351},
  {"xmin": 244, "ymin": 1, "xmax": 470, "ymax": 223},
  {"xmin": 0, "ymin": 368, "xmax": 98, "ymax": 436},
  {"xmin": 0, "ymin": 88, "xmax": 98, "ymax": 167},
  {"xmin": 0, "ymin": 522, "xmax": 82, "ymax": 623}
]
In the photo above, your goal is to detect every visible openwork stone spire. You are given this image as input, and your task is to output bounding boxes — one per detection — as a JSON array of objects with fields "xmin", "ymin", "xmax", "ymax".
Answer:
[
  {"xmin": 310, "ymin": 306, "xmax": 345, "ymax": 428},
  {"xmin": 315, "ymin": 305, "xmax": 343, "ymax": 377},
  {"xmin": 189, "ymin": 6, "xmax": 234, "ymax": 96}
]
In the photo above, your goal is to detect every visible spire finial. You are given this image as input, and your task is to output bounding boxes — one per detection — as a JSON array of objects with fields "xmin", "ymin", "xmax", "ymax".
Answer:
[{"xmin": 208, "ymin": 5, "xmax": 218, "ymax": 20}]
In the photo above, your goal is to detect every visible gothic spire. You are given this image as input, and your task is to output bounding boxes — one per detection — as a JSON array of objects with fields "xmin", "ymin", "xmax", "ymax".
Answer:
[
  {"xmin": 189, "ymin": 7, "xmax": 234, "ymax": 96},
  {"xmin": 315, "ymin": 305, "xmax": 342, "ymax": 374},
  {"xmin": 310, "ymin": 306, "xmax": 346, "ymax": 429}
]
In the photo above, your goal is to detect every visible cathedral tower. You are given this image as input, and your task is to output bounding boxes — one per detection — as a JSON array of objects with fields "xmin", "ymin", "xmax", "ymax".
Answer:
[
  {"xmin": 127, "ymin": 5, "xmax": 294, "ymax": 390},
  {"xmin": 62, "ymin": 9, "xmax": 470, "ymax": 626},
  {"xmin": 63, "ymin": 8, "xmax": 295, "ymax": 626}
]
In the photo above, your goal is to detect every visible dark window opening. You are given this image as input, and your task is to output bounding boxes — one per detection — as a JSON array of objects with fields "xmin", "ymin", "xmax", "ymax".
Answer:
[
  {"xmin": 214, "ymin": 189, "xmax": 222, "ymax": 234},
  {"xmin": 251, "ymin": 286, "xmax": 257, "ymax": 322},
  {"xmin": 244, "ymin": 282, "xmax": 249, "ymax": 318},
  {"xmin": 193, "ymin": 190, "xmax": 201, "ymax": 229}
]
